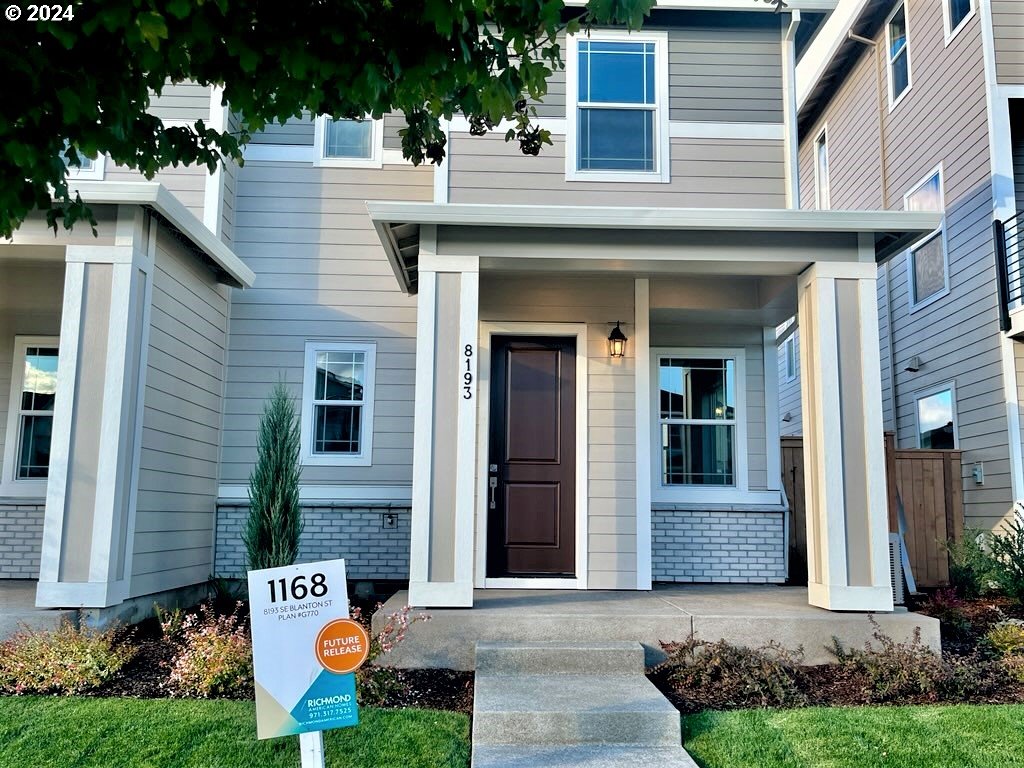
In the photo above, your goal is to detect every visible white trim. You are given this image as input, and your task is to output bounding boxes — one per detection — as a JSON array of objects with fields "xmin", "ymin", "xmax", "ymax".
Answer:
[
  {"xmin": 218, "ymin": 484, "xmax": 412, "ymax": 503},
  {"xmin": 634, "ymin": 280, "xmax": 652, "ymax": 591},
  {"xmin": 475, "ymin": 322, "xmax": 589, "ymax": 590},
  {"xmin": 885, "ymin": 1, "xmax": 913, "ymax": 112},
  {"xmin": 763, "ymin": 327, "xmax": 781, "ymax": 492},
  {"xmin": 36, "ymin": 579, "xmax": 128, "ymax": 609},
  {"xmin": 781, "ymin": 10, "xmax": 802, "ymax": 208},
  {"xmin": 67, "ymin": 154, "xmax": 106, "ymax": 182},
  {"xmin": 203, "ymin": 86, "xmax": 228, "ymax": 237},
  {"xmin": 943, "ymin": 0, "xmax": 976, "ymax": 46},
  {"xmin": 1, "ymin": 336, "xmax": 60, "ymax": 497},
  {"xmin": 409, "ymin": 270, "xmax": 437, "ymax": 588},
  {"xmin": 813, "ymin": 125, "xmax": 831, "ymax": 211},
  {"xmin": 565, "ymin": 29, "xmax": 671, "ymax": 184},
  {"xmin": 299, "ymin": 341, "xmax": 377, "ymax": 466},
  {"xmin": 903, "ymin": 164, "xmax": 950, "ymax": 312},
  {"xmin": 407, "ymin": 580, "xmax": 473, "ymax": 607},
  {"xmin": 650, "ymin": 347, "xmax": 750, "ymax": 504},
  {"xmin": 434, "ymin": 119, "xmax": 451, "ymax": 204},
  {"xmin": 313, "ymin": 116, "xmax": 383, "ymax": 169},
  {"xmin": 454, "ymin": 267, "xmax": 480, "ymax": 596},
  {"xmin": 913, "ymin": 381, "xmax": 959, "ymax": 449},
  {"xmin": 668, "ymin": 122, "xmax": 785, "ymax": 140},
  {"xmin": 783, "ymin": 334, "xmax": 798, "ymax": 383},
  {"xmin": 796, "ymin": 0, "xmax": 872, "ymax": 108}
]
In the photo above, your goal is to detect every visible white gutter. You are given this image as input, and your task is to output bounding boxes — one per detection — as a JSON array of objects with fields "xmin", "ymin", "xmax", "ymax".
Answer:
[
  {"xmin": 68, "ymin": 181, "xmax": 255, "ymax": 288},
  {"xmin": 796, "ymin": 0, "xmax": 872, "ymax": 109},
  {"xmin": 564, "ymin": 0, "xmax": 838, "ymax": 10},
  {"xmin": 782, "ymin": 10, "xmax": 803, "ymax": 207}
]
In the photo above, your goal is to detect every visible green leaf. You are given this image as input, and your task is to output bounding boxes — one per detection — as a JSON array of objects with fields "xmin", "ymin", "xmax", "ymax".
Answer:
[{"xmin": 136, "ymin": 12, "xmax": 168, "ymax": 50}]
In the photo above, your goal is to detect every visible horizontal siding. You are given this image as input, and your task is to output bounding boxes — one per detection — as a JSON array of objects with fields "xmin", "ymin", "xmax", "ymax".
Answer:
[
  {"xmin": 993, "ymin": 0, "xmax": 1024, "ymax": 84},
  {"xmin": 222, "ymin": 160, "xmax": 432, "ymax": 487},
  {"xmin": 479, "ymin": 275, "xmax": 637, "ymax": 589},
  {"xmin": 250, "ymin": 112, "xmax": 315, "ymax": 145},
  {"xmin": 448, "ymin": 132, "xmax": 785, "ymax": 207},
  {"xmin": 150, "ymin": 81, "xmax": 211, "ymax": 123},
  {"xmin": 132, "ymin": 226, "xmax": 231, "ymax": 596},
  {"xmin": 777, "ymin": 329, "xmax": 802, "ymax": 437}
]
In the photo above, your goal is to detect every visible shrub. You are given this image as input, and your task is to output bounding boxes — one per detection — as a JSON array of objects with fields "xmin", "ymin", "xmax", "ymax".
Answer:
[
  {"xmin": 657, "ymin": 636, "xmax": 805, "ymax": 707},
  {"xmin": 154, "ymin": 603, "xmax": 185, "ymax": 638},
  {"xmin": 947, "ymin": 530, "xmax": 1001, "ymax": 599},
  {"xmin": 166, "ymin": 603, "xmax": 253, "ymax": 698},
  {"xmin": 0, "ymin": 621, "xmax": 135, "ymax": 695},
  {"xmin": 918, "ymin": 588, "xmax": 972, "ymax": 642},
  {"xmin": 986, "ymin": 620, "xmax": 1024, "ymax": 657},
  {"xmin": 1003, "ymin": 654, "xmax": 1024, "ymax": 684},
  {"xmin": 244, "ymin": 382, "xmax": 303, "ymax": 571},
  {"xmin": 349, "ymin": 604, "xmax": 428, "ymax": 706},
  {"xmin": 988, "ymin": 513, "xmax": 1024, "ymax": 605}
]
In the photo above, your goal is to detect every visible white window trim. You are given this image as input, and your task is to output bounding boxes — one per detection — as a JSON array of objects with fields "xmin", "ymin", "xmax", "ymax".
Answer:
[
  {"xmin": 313, "ymin": 116, "xmax": 384, "ymax": 169},
  {"xmin": 942, "ymin": 0, "xmax": 976, "ymax": 46},
  {"xmin": 1, "ymin": 336, "xmax": 59, "ymax": 497},
  {"xmin": 67, "ymin": 154, "xmax": 106, "ymax": 181},
  {"xmin": 565, "ymin": 28, "xmax": 671, "ymax": 184},
  {"xmin": 813, "ymin": 125, "xmax": 830, "ymax": 211},
  {"xmin": 904, "ymin": 163, "xmax": 950, "ymax": 313},
  {"xmin": 784, "ymin": 336, "xmax": 797, "ymax": 383},
  {"xmin": 300, "ymin": 341, "xmax": 376, "ymax": 467},
  {"xmin": 885, "ymin": 1, "xmax": 913, "ymax": 112},
  {"xmin": 650, "ymin": 347, "xmax": 749, "ymax": 503},
  {"xmin": 914, "ymin": 380, "xmax": 959, "ymax": 449}
]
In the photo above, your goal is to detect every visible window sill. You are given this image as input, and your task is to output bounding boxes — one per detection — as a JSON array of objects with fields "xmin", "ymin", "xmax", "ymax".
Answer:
[
  {"xmin": 301, "ymin": 454, "xmax": 372, "ymax": 468},
  {"xmin": 566, "ymin": 169, "xmax": 670, "ymax": 184},
  {"xmin": 652, "ymin": 488, "xmax": 782, "ymax": 506},
  {"xmin": 652, "ymin": 498, "xmax": 786, "ymax": 513},
  {"xmin": 944, "ymin": 12, "xmax": 975, "ymax": 46},
  {"xmin": 888, "ymin": 86, "xmax": 912, "ymax": 114},
  {"xmin": 908, "ymin": 285, "xmax": 950, "ymax": 314},
  {"xmin": 0, "ymin": 480, "xmax": 48, "ymax": 499},
  {"xmin": 313, "ymin": 156, "xmax": 383, "ymax": 170}
]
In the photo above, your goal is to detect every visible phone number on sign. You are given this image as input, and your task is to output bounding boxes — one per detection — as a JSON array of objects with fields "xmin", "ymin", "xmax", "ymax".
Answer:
[{"xmin": 5, "ymin": 4, "xmax": 74, "ymax": 22}]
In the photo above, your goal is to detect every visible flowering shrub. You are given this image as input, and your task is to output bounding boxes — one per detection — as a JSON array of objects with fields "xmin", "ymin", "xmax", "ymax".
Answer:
[
  {"xmin": 0, "ymin": 620, "xmax": 135, "ymax": 695},
  {"xmin": 165, "ymin": 602, "xmax": 253, "ymax": 699},
  {"xmin": 350, "ymin": 603, "xmax": 428, "ymax": 705},
  {"xmin": 986, "ymin": 620, "xmax": 1024, "ymax": 657}
]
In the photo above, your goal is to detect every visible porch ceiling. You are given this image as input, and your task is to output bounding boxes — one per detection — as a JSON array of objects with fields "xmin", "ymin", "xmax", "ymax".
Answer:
[{"xmin": 367, "ymin": 203, "xmax": 941, "ymax": 295}]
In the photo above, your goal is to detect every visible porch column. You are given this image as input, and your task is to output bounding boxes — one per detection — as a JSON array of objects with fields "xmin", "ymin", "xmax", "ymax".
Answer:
[
  {"xmin": 408, "ymin": 234, "xmax": 478, "ymax": 607},
  {"xmin": 798, "ymin": 260, "xmax": 893, "ymax": 612},
  {"xmin": 37, "ymin": 207, "xmax": 153, "ymax": 608}
]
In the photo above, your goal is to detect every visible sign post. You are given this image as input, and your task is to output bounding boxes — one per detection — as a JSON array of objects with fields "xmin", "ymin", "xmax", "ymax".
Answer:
[{"xmin": 248, "ymin": 558, "xmax": 370, "ymax": 767}]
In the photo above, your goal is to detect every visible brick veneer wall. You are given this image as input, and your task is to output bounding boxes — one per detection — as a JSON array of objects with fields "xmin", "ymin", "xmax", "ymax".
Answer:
[
  {"xmin": 652, "ymin": 508, "xmax": 786, "ymax": 583},
  {"xmin": 215, "ymin": 503, "xmax": 411, "ymax": 580},
  {"xmin": 0, "ymin": 500, "xmax": 45, "ymax": 578}
]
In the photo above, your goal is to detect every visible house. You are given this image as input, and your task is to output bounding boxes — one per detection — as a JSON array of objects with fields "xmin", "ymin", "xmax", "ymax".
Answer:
[
  {"xmin": 780, "ymin": 0, "xmax": 1024, "ymax": 536},
  {"xmin": 0, "ymin": 0, "xmax": 942, "ymax": 627}
]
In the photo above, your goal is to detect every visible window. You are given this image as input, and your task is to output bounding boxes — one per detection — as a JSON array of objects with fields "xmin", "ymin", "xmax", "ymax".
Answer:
[
  {"xmin": 784, "ymin": 336, "xmax": 797, "ymax": 382},
  {"xmin": 313, "ymin": 117, "xmax": 382, "ymax": 168},
  {"xmin": 916, "ymin": 385, "xmax": 957, "ymax": 449},
  {"xmin": 567, "ymin": 31, "xmax": 669, "ymax": 183},
  {"xmin": 300, "ymin": 342, "xmax": 376, "ymax": 466},
  {"xmin": 656, "ymin": 354, "xmax": 739, "ymax": 487},
  {"xmin": 904, "ymin": 167, "xmax": 948, "ymax": 310},
  {"xmin": 943, "ymin": 0, "xmax": 975, "ymax": 43},
  {"xmin": 62, "ymin": 142, "xmax": 105, "ymax": 180},
  {"xmin": 3, "ymin": 338, "xmax": 59, "ymax": 490},
  {"xmin": 886, "ymin": 3, "xmax": 911, "ymax": 108},
  {"xmin": 814, "ymin": 128, "xmax": 830, "ymax": 210}
]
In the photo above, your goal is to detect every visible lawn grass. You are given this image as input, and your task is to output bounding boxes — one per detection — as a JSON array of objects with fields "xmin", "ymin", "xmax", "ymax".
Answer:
[
  {"xmin": 0, "ymin": 697, "xmax": 469, "ymax": 768},
  {"xmin": 682, "ymin": 705, "xmax": 1024, "ymax": 768}
]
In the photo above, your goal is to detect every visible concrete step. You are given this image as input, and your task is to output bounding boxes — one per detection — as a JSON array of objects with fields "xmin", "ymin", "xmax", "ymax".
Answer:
[
  {"xmin": 472, "ymin": 674, "xmax": 681, "ymax": 747},
  {"xmin": 475, "ymin": 641, "xmax": 646, "ymax": 677},
  {"xmin": 472, "ymin": 745, "xmax": 699, "ymax": 768}
]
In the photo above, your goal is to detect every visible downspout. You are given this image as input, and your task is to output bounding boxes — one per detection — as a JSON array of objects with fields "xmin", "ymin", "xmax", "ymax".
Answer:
[{"xmin": 782, "ymin": 11, "xmax": 802, "ymax": 208}]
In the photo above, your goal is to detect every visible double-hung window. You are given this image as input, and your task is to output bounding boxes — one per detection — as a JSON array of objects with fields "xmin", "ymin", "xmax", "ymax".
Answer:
[
  {"xmin": 904, "ymin": 166, "xmax": 948, "ymax": 310},
  {"xmin": 814, "ymin": 128, "xmax": 830, "ymax": 210},
  {"xmin": 3, "ymin": 338, "xmax": 59, "ymax": 491},
  {"xmin": 886, "ymin": 3, "xmax": 912, "ymax": 108},
  {"xmin": 313, "ymin": 117, "xmax": 383, "ymax": 168},
  {"xmin": 653, "ymin": 350, "xmax": 747, "ymax": 499},
  {"xmin": 300, "ymin": 342, "xmax": 376, "ymax": 466},
  {"xmin": 943, "ymin": 0, "xmax": 974, "ymax": 44},
  {"xmin": 567, "ymin": 31, "xmax": 669, "ymax": 182}
]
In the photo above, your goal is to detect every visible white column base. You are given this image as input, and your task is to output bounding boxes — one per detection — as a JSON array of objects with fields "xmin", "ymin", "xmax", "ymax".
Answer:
[
  {"xmin": 808, "ymin": 582, "xmax": 894, "ymax": 613},
  {"xmin": 408, "ymin": 580, "xmax": 474, "ymax": 609}
]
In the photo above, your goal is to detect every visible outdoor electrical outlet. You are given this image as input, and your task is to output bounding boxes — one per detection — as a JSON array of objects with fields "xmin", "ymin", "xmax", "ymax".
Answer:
[{"xmin": 383, "ymin": 513, "xmax": 398, "ymax": 530}]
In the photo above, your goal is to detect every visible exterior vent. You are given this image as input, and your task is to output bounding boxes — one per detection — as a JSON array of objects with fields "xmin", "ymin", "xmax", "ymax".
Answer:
[{"xmin": 889, "ymin": 533, "xmax": 906, "ymax": 606}]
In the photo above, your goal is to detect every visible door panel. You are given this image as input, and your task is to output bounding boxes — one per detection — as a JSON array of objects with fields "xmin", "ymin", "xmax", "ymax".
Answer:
[{"xmin": 488, "ymin": 336, "xmax": 576, "ymax": 577}]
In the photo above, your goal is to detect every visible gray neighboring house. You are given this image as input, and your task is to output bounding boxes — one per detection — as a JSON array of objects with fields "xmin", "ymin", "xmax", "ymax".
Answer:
[
  {"xmin": 1, "ymin": 0, "xmax": 944, "ymax": 622},
  {"xmin": 781, "ymin": 0, "xmax": 1024, "ymax": 533}
]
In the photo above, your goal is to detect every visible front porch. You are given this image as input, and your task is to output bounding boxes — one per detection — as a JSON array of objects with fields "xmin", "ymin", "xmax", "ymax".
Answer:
[{"xmin": 372, "ymin": 584, "xmax": 940, "ymax": 669}]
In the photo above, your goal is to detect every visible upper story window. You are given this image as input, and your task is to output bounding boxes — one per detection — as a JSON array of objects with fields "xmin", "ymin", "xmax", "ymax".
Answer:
[
  {"xmin": 62, "ymin": 142, "xmax": 105, "ymax": 180},
  {"xmin": 904, "ymin": 166, "xmax": 948, "ymax": 311},
  {"xmin": 300, "ymin": 341, "xmax": 376, "ymax": 466},
  {"xmin": 313, "ymin": 116, "xmax": 383, "ymax": 169},
  {"xmin": 3, "ymin": 338, "xmax": 59, "ymax": 493},
  {"xmin": 567, "ymin": 31, "xmax": 670, "ymax": 183},
  {"xmin": 886, "ymin": 3, "xmax": 912, "ymax": 109},
  {"xmin": 943, "ymin": 0, "xmax": 975, "ymax": 44},
  {"xmin": 814, "ymin": 128, "xmax": 830, "ymax": 210}
]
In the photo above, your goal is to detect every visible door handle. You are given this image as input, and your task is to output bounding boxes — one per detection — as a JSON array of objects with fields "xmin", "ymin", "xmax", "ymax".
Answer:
[{"xmin": 489, "ymin": 476, "xmax": 497, "ymax": 509}]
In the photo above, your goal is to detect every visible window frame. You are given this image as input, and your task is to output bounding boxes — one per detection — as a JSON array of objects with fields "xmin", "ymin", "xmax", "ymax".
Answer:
[
  {"xmin": 813, "ymin": 126, "xmax": 830, "ymax": 211},
  {"xmin": 565, "ymin": 28, "xmax": 671, "ymax": 184},
  {"xmin": 650, "ymin": 347, "xmax": 749, "ymax": 503},
  {"xmin": 942, "ymin": 0, "xmax": 975, "ymax": 45},
  {"xmin": 885, "ymin": 1, "xmax": 913, "ymax": 111},
  {"xmin": 783, "ymin": 335, "xmax": 797, "ymax": 383},
  {"xmin": 914, "ymin": 381, "xmax": 959, "ymax": 449},
  {"xmin": 66, "ymin": 154, "xmax": 105, "ymax": 181},
  {"xmin": 903, "ymin": 164, "xmax": 949, "ymax": 313},
  {"xmin": 1, "ymin": 336, "xmax": 60, "ymax": 496},
  {"xmin": 300, "ymin": 341, "xmax": 377, "ymax": 467},
  {"xmin": 313, "ymin": 116, "xmax": 384, "ymax": 169}
]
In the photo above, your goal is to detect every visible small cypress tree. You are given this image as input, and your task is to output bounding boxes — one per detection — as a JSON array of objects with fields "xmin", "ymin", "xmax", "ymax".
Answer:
[{"xmin": 244, "ymin": 383, "xmax": 303, "ymax": 571}]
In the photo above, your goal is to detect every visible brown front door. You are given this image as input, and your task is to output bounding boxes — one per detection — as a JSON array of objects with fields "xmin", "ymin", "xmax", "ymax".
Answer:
[{"xmin": 488, "ymin": 336, "xmax": 576, "ymax": 577}]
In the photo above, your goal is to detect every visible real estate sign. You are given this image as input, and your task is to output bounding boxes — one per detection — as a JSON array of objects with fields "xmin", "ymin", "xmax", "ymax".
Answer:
[{"xmin": 247, "ymin": 558, "xmax": 368, "ymax": 740}]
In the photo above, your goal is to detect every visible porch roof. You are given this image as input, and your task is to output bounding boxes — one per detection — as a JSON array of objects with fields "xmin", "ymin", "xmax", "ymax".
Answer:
[
  {"xmin": 367, "ymin": 202, "xmax": 941, "ymax": 295},
  {"xmin": 66, "ymin": 182, "xmax": 255, "ymax": 288}
]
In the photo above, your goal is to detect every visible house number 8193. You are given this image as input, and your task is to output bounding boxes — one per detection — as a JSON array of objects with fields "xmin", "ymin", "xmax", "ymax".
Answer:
[{"xmin": 463, "ymin": 344, "xmax": 474, "ymax": 399}]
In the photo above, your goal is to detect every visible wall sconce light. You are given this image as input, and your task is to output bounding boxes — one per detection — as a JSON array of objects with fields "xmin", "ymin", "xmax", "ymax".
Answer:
[
  {"xmin": 608, "ymin": 322, "xmax": 628, "ymax": 358},
  {"xmin": 905, "ymin": 356, "xmax": 922, "ymax": 373},
  {"xmin": 782, "ymin": 412, "xmax": 793, "ymax": 423}
]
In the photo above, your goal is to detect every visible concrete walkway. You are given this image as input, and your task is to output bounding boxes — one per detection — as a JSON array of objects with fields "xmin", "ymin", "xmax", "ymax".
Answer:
[
  {"xmin": 0, "ymin": 580, "xmax": 75, "ymax": 640},
  {"xmin": 471, "ymin": 641, "xmax": 698, "ymax": 768}
]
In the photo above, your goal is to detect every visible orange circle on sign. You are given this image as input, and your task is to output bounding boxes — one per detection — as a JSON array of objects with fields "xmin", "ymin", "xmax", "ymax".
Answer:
[{"xmin": 315, "ymin": 618, "xmax": 370, "ymax": 674}]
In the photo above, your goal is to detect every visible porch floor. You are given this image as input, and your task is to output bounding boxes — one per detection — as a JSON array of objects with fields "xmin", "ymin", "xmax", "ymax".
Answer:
[
  {"xmin": 0, "ymin": 580, "xmax": 76, "ymax": 640},
  {"xmin": 373, "ymin": 585, "xmax": 940, "ymax": 669}
]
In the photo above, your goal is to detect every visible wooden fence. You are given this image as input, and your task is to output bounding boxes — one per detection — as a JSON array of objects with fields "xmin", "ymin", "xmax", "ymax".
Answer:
[{"xmin": 781, "ymin": 433, "xmax": 963, "ymax": 589}]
